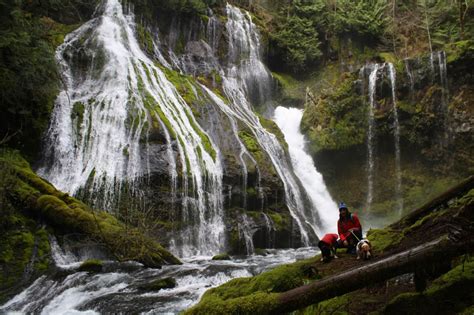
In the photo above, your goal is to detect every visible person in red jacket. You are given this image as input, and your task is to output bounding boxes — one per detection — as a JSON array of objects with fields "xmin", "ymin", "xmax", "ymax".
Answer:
[
  {"xmin": 318, "ymin": 233, "xmax": 339, "ymax": 262},
  {"xmin": 337, "ymin": 202, "xmax": 362, "ymax": 254}
]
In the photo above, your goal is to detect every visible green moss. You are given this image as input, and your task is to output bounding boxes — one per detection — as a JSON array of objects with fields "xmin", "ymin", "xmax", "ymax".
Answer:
[
  {"xmin": 202, "ymin": 257, "xmax": 317, "ymax": 300},
  {"xmin": 445, "ymin": 40, "xmax": 474, "ymax": 63},
  {"xmin": 71, "ymin": 101, "xmax": 85, "ymax": 130},
  {"xmin": 212, "ymin": 253, "xmax": 231, "ymax": 260},
  {"xmin": 185, "ymin": 292, "xmax": 279, "ymax": 315},
  {"xmin": 0, "ymin": 151, "xmax": 181, "ymax": 268},
  {"xmin": 257, "ymin": 114, "xmax": 288, "ymax": 151},
  {"xmin": 304, "ymin": 294, "xmax": 350, "ymax": 315},
  {"xmin": 366, "ymin": 228, "xmax": 402, "ymax": 254},
  {"xmin": 301, "ymin": 74, "xmax": 367, "ymax": 153},
  {"xmin": 78, "ymin": 259, "xmax": 103, "ymax": 272},
  {"xmin": 136, "ymin": 24, "xmax": 155, "ymax": 55},
  {"xmin": 384, "ymin": 259, "xmax": 474, "ymax": 314},
  {"xmin": 239, "ymin": 131, "xmax": 260, "ymax": 153},
  {"xmin": 267, "ymin": 212, "xmax": 290, "ymax": 232},
  {"xmin": 187, "ymin": 254, "xmax": 319, "ymax": 314}
]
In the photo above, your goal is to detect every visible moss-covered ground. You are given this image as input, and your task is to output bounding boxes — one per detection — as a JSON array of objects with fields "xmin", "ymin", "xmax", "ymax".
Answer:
[
  {"xmin": 0, "ymin": 149, "xmax": 181, "ymax": 303},
  {"xmin": 187, "ymin": 178, "xmax": 474, "ymax": 314}
]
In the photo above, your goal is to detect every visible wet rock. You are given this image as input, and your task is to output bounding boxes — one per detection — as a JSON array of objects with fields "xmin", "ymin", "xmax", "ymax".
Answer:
[
  {"xmin": 78, "ymin": 259, "xmax": 103, "ymax": 273},
  {"xmin": 137, "ymin": 277, "xmax": 177, "ymax": 291},
  {"xmin": 212, "ymin": 253, "xmax": 231, "ymax": 260}
]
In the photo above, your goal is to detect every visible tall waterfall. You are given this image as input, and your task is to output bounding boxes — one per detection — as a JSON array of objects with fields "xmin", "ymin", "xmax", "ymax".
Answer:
[
  {"xmin": 221, "ymin": 4, "xmax": 320, "ymax": 245},
  {"xmin": 39, "ymin": 0, "xmax": 225, "ymax": 256},
  {"xmin": 388, "ymin": 63, "xmax": 403, "ymax": 215},
  {"xmin": 273, "ymin": 107, "xmax": 338, "ymax": 235},
  {"xmin": 366, "ymin": 64, "xmax": 379, "ymax": 212}
]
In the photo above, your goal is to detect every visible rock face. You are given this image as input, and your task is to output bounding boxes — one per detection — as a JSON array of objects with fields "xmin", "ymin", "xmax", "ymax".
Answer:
[
  {"xmin": 301, "ymin": 42, "xmax": 474, "ymax": 221},
  {"xmin": 35, "ymin": 2, "xmax": 313, "ymax": 257}
]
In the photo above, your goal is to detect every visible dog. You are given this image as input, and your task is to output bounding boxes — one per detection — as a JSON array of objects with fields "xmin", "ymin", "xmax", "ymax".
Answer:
[{"xmin": 356, "ymin": 239, "xmax": 372, "ymax": 260}]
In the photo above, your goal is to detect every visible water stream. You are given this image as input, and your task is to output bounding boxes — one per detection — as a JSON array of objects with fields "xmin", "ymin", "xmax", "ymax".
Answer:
[
  {"xmin": 1, "ymin": 243, "xmax": 318, "ymax": 314},
  {"xmin": 388, "ymin": 64, "xmax": 403, "ymax": 216},
  {"xmin": 366, "ymin": 64, "xmax": 380, "ymax": 213},
  {"xmin": 273, "ymin": 107, "xmax": 338, "ymax": 235}
]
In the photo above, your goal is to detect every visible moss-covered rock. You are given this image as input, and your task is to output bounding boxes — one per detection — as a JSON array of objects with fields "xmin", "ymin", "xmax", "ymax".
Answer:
[
  {"xmin": 138, "ymin": 277, "xmax": 177, "ymax": 291},
  {"xmin": 212, "ymin": 253, "xmax": 231, "ymax": 261},
  {"xmin": 0, "ymin": 150, "xmax": 181, "ymax": 269},
  {"xmin": 301, "ymin": 73, "xmax": 367, "ymax": 153},
  {"xmin": 185, "ymin": 257, "xmax": 319, "ymax": 314},
  {"xmin": 78, "ymin": 259, "xmax": 103, "ymax": 272}
]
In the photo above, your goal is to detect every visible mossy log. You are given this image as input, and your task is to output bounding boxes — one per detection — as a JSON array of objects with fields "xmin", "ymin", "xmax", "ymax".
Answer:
[
  {"xmin": 187, "ymin": 236, "xmax": 473, "ymax": 314},
  {"xmin": 392, "ymin": 175, "xmax": 474, "ymax": 229},
  {"xmin": 1, "ymin": 152, "xmax": 181, "ymax": 268}
]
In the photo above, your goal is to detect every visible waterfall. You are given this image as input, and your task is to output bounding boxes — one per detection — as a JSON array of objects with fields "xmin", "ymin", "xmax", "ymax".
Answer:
[
  {"xmin": 273, "ymin": 107, "xmax": 338, "ymax": 235},
  {"xmin": 388, "ymin": 63, "xmax": 403, "ymax": 216},
  {"xmin": 39, "ymin": 0, "xmax": 225, "ymax": 257},
  {"xmin": 262, "ymin": 213, "xmax": 275, "ymax": 248},
  {"xmin": 404, "ymin": 59, "xmax": 415, "ymax": 99},
  {"xmin": 239, "ymin": 213, "xmax": 255, "ymax": 255},
  {"xmin": 221, "ymin": 4, "xmax": 318, "ymax": 245},
  {"xmin": 366, "ymin": 64, "xmax": 380, "ymax": 212}
]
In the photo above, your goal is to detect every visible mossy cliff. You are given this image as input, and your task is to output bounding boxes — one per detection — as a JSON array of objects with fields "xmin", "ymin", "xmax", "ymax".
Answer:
[
  {"xmin": 295, "ymin": 40, "xmax": 473, "ymax": 223},
  {"xmin": 187, "ymin": 177, "xmax": 474, "ymax": 314},
  {"xmin": 0, "ymin": 150, "xmax": 180, "ymax": 302},
  {"xmin": 0, "ymin": 0, "xmax": 97, "ymax": 160}
]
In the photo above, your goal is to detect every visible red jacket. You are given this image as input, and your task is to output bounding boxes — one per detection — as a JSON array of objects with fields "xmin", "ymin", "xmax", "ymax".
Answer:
[
  {"xmin": 338, "ymin": 213, "xmax": 361, "ymax": 241},
  {"xmin": 320, "ymin": 233, "xmax": 338, "ymax": 246}
]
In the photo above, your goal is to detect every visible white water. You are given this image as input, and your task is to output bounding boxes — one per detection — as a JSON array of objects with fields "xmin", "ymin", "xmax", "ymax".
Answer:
[
  {"xmin": 388, "ymin": 64, "xmax": 403, "ymax": 216},
  {"xmin": 221, "ymin": 4, "xmax": 319, "ymax": 245},
  {"xmin": 1, "ymin": 247, "xmax": 319, "ymax": 314},
  {"xmin": 273, "ymin": 107, "xmax": 338, "ymax": 235},
  {"xmin": 366, "ymin": 64, "xmax": 380, "ymax": 212},
  {"xmin": 39, "ymin": 0, "xmax": 225, "ymax": 257}
]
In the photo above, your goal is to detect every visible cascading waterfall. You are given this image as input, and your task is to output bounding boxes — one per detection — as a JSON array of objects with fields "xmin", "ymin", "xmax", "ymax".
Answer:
[
  {"xmin": 438, "ymin": 51, "xmax": 448, "ymax": 101},
  {"xmin": 388, "ymin": 63, "xmax": 403, "ymax": 216},
  {"xmin": 262, "ymin": 213, "xmax": 276, "ymax": 247},
  {"xmin": 39, "ymin": 0, "xmax": 225, "ymax": 257},
  {"xmin": 366, "ymin": 64, "xmax": 380, "ymax": 212},
  {"xmin": 221, "ymin": 4, "xmax": 319, "ymax": 245},
  {"xmin": 273, "ymin": 107, "xmax": 338, "ymax": 235},
  {"xmin": 239, "ymin": 213, "xmax": 255, "ymax": 255},
  {"xmin": 404, "ymin": 59, "xmax": 415, "ymax": 99}
]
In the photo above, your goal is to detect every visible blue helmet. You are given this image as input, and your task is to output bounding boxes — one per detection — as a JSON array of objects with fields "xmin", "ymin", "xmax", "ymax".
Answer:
[{"xmin": 338, "ymin": 202, "xmax": 348, "ymax": 210}]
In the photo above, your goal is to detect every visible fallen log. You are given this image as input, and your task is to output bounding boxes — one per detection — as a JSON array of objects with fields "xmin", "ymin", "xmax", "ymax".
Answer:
[
  {"xmin": 392, "ymin": 175, "xmax": 474, "ymax": 229},
  {"xmin": 273, "ymin": 236, "xmax": 473, "ymax": 314}
]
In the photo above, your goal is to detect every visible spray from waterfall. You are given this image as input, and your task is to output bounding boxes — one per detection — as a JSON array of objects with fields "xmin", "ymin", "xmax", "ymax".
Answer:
[{"xmin": 388, "ymin": 63, "xmax": 403, "ymax": 216}]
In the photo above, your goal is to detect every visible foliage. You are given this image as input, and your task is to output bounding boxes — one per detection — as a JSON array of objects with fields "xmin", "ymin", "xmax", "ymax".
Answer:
[
  {"xmin": 301, "ymin": 74, "xmax": 366, "ymax": 153},
  {"xmin": 0, "ymin": 0, "xmax": 96, "ymax": 159},
  {"xmin": 130, "ymin": 0, "xmax": 224, "ymax": 19},
  {"xmin": 270, "ymin": 0, "xmax": 388, "ymax": 71},
  {"xmin": 272, "ymin": 11, "xmax": 323, "ymax": 70},
  {"xmin": 329, "ymin": 0, "xmax": 388, "ymax": 38}
]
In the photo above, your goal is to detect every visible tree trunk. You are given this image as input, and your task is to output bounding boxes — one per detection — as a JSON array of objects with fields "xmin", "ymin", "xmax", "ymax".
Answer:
[
  {"xmin": 270, "ymin": 237, "xmax": 473, "ymax": 314},
  {"xmin": 392, "ymin": 175, "xmax": 473, "ymax": 229}
]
